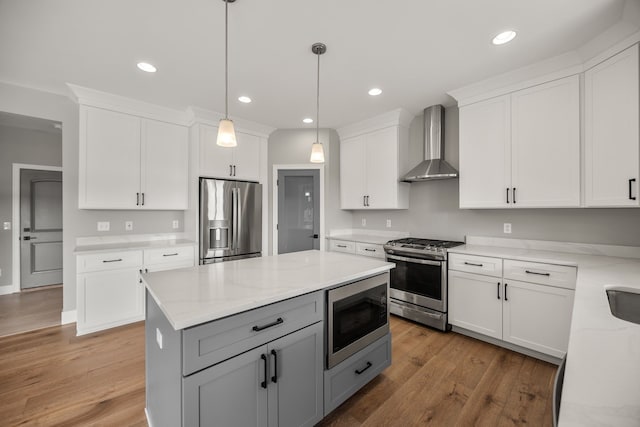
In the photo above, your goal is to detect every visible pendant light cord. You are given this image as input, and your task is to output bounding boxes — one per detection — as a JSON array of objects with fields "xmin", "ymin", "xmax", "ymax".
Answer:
[
  {"xmin": 224, "ymin": 0, "xmax": 229, "ymax": 120},
  {"xmin": 316, "ymin": 49, "xmax": 320, "ymax": 143}
]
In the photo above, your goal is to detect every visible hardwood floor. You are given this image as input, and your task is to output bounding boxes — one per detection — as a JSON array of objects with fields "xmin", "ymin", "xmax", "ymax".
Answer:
[
  {"xmin": 0, "ymin": 285, "xmax": 62, "ymax": 338},
  {"xmin": 0, "ymin": 315, "xmax": 556, "ymax": 426}
]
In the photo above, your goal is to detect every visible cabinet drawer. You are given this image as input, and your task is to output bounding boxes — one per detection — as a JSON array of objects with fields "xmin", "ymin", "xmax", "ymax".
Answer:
[
  {"xmin": 503, "ymin": 260, "xmax": 576, "ymax": 290},
  {"xmin": 183, "ymin": 291, "xmax": 323, "ymax": 376},
  {"xmin": 76, "ymin": 250, "xmax": 143, "ymax": 273},
  {"xmin": 329, "ymin": 239, "xmax": 356, "ymax": 254},
  {"xmin": 448, "ymin": 253, "xmax": 503, "ymax": 277},
  {"xmin": 324, "ymin": 333, "xmax": 391, "ymax": 415},
  {"xmin": 355, "ymin": 242, "xmax": 385, "ymax": 259},
  {"xmin": 144, "ymin": 245, "xmax": 194, "ymax": 266}
]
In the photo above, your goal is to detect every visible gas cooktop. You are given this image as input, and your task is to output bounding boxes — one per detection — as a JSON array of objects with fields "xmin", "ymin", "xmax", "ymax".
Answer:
[{"xmin": 383, "ymin": 237, "xmax": 465, "ymax": 260}]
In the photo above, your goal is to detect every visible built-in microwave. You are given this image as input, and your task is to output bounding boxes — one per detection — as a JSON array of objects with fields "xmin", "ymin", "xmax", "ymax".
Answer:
[{"xmin": 326, "ymin": 273, "xmax": 389, "ymax": 369}]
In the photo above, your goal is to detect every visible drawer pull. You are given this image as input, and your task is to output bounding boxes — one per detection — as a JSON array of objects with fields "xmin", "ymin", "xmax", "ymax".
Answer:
[
  {"xmin": 355, "ymin": 361, "xmax": 373, "ymax": 375},
  {"xmin": 464, "ymin": 261, "xmax": 483, "ymax": 267},
  {"xmin": 102, "ymin": 258, "xmax": 123, "ymax": 263},
  {"xmin": 525, "ymin": 270, "xmax": 550, "ymax": 277},
  {"xmin": 260, "ymin": 354, "xmax": 268, "ymax": 389},
  {"xmin": 364, "ymin": 248, "xmax": 376, "ymax": 252},
  {"xmin": 252, "ymin": 317, "xmax": 284, "ymax": 332},
  {"xmin": 162, "ymin": 253, "xmax": 179, "ymax": 257},
  {"xmin": 336, "ymin": 244, "xmax": 347, "ymax": 248}
]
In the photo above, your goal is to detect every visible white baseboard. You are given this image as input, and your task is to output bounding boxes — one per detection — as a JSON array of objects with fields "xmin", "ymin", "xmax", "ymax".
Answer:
[
  {"xmin": 0, "ymin": 284, "xmax": 19, "ymax": 296},
  {"xmin": 145, "ymin": 408, "xmax": 152, "ymax": 427},
  {"xmin": 61, "ymin": 309, "xmax": 77, "ymax": 325}
]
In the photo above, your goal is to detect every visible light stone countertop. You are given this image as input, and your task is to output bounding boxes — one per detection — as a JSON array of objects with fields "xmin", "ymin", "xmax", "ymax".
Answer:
[
  {"xmin": 448, "ymin": 244, "xmax": 640, "ymax": 427},
  {"xmin": 74, "ymin": 238, "xmax": 196, "ymax": 254},
  {"xmin": 142, "ymin": 250, "xmax": 394, "ymax": 331}
]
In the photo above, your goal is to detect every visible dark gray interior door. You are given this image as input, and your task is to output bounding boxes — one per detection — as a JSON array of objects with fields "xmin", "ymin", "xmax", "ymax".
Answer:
[
  {"xmin": 277, "ymin": 169, "xmax": 320, "ymax": 255},
  {"xmin": 20, "ymin": 169, "xmax": 62, "ymax": 289}
]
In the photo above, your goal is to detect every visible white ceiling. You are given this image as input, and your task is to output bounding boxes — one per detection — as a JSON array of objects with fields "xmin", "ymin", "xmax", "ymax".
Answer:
[{"xmin": 0, "ymin": 0, "xmax": 632, "ymax": 129}]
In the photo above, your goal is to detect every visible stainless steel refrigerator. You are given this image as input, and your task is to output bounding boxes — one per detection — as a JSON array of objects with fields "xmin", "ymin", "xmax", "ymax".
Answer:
[{"xmin": 199, "ymin": 178, "xmax": 262, "ymax": 264}]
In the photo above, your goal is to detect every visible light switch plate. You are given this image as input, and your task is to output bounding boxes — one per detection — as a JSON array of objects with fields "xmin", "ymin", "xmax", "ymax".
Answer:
[
  {"xmin": 3, "ymin": 222, "xmax": 10, "ymax": 230},
  {"xmin": 386, "ymin": 219, "xmax": 392, "ymax": 228},
  {"xmin": 361, "ymin": 218, "xmax": 366, "ymax": 227},
  {"xmin": 172, "ymin": 220, "xmax": 179, "ymax": 229},
  {"xmin": 156, "ymin": 328, "xmax": 163, "ymax": 349},
  {"xmin": 97, "ymin": 221, "xmax": 110, "ymax": 232},
  {"xmin": 503, "ymin": 223, "xmax": 512, "ymax": 234},
  {"xmin": 125, "ymin": 221, "xmax": 133, "ymax": 231}
]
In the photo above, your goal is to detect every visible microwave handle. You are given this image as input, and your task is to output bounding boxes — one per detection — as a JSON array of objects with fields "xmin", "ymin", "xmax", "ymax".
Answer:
[{"xmin": 386, "ymin": 254, "xmax": 442, "ymax": 266}]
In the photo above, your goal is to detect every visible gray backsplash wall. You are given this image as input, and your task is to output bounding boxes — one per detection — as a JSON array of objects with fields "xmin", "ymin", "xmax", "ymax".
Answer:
[{"xmin": 351, "ymin": 106, "xmax": 640, "ymax": 246}]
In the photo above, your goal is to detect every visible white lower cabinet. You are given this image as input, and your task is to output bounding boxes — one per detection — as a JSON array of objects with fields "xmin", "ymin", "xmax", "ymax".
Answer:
[
  {"xmin": 76, "ymin": 245, "xmax": 195, "ymax": 335},
  {"xmin": 449, "ymin": 253, "xmax": 575, "ymax": 359}
]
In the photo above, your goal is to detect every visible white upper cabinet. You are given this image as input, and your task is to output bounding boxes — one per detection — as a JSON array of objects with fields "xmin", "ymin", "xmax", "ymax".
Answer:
[
  {"xmin": 199, "ymin": 123, "xmax": 262, "ymax": 182},
  {"xmin": 458, "ymin": 75, "xmax": 580, "ymax": 208},
  {"xmin": 79, "ymin": 106, "xmax": 189, "ymax": 210},
  {"xmin": 338, "ymin": 109, "xmax": 411, "ymax": 210},
  {"xmin": 585, "ymin": 44, "xmax": 639, "ymax": 207}
]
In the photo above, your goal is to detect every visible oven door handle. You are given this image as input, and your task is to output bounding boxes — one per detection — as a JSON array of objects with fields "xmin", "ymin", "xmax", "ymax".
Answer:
[{"xmin": 386, "ymin": 254, "xmax": 442, "ymax": 266}]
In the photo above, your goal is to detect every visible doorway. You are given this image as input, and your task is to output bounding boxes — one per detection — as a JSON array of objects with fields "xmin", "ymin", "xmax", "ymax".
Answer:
[{"xmin": 273, "ymin": 165, "xmax": 324, "ymax": 255}]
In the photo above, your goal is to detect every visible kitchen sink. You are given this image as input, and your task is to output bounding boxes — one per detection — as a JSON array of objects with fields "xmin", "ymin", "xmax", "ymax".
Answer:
[{"xmin": 605, "ymin": 286, "xmax": 640, "ymax": 325}]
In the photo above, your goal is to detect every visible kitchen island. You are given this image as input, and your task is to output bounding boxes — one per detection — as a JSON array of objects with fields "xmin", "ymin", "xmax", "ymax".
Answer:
[{"xmin": 142, "ymin": 250, "xmax": 394, "ymax": 427}]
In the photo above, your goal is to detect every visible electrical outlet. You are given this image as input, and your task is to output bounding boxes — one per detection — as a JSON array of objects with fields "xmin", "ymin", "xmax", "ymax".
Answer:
[
  {"xmin": 361, "ymin": 218, "xmax": 367, "ymax": 227},
  {"xmin": 386, "ymin": 219, "xmax": 392, "ymax": 228},
  {"xmin": 503, "ymin": 223, "xmax": 512, "ymax": 234},
  {"xmin": 125, "ymin": 221, "xmax": 133, "ymax": 231},
  {"xmin": 156, "ymin": 328, "xmax": 163, "ymax": 349},
  {"xmin": 172, "ymin": 220, "xmax": 179, "ymax": 229},
  {"xmin": 97, "ymin": 221, "xmax": 110, "ymax": 232},
  {"xmin": 3, "ymin": 222, "xmax": 10, "ymax": 230}
]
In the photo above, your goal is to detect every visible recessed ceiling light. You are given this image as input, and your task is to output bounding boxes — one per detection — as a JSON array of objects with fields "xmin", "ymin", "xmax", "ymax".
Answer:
[
  {"xmin": 492, "ymin": 30, "xmax": 517, "ymax": 45},
  {"xmin": 368, "ymin": 88, "xmax": 382, "ymax": 96},
  {"xmin": 137, "ymin": 62, "xmax": 157, "ymax": 73},
  {"xmin": 303, "ymin": 118, "xmax": 313, "ymax": 124},
  {"xmin": 238, "ymin": 96, "xmax": 252, "ymax": 103}
]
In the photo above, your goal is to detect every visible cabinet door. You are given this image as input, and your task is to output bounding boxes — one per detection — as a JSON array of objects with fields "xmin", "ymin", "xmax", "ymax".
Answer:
[
  {"xmin": 503, "ymin": 280, "xmax": 574, "ymax": 358},
  {"xmin": 448, "ymin": 270, "xmax": 502, "ymax": 339},
  {"xmin": 234, "ymin": 132, "xmax": 262, "ymax": 182},
  {"xmin": 340, "ymin": 135, "xmax": 366, "ymax": 209},
  {"xmin": 80, "ymin": 107, "xmax": 141, "ymax": 209},
  {"xmin": 77, "ymin": 268, "xmax": 143, "ymax": 335},
  {"xmin": 365, "ymin": 127, "xmax": 403, "ymax": 209},
  {"xmin": 199, "ymin": 124, "xmax": 234, "ymax": 178},
  {"xmin": 183, "ymin": 345, "xmax": 268, "ymax": 427},
  {"xmin": 267, "ymin": 322, "xmax": 323, "ymax": 427},
  {"xmin": 459, "ymin": 96, "xmax": 511, "ymax": 208},
  {"xmin": 141, "ymin": 119, "xmax": 189, "ymax": 209},
  {"xmin": 585, "ymin": 44, "xmax": 640, "ymax": 207},
  {"xmin": 511, "ymin": 75, "xmax": 580, "ymax": 207}
]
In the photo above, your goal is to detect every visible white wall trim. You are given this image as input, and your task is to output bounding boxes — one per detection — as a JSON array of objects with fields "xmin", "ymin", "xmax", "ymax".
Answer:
[
  {"xmin": 61, "ymin": 309, "xmax": 77, "ymax": 325},
  {"xmin": 272, "ymin": 164, "xmax": 325, "ymax": 256},
  {"xmin": 11, "ymin": 163, "xmax": 63, "ymax": 295},
  {"xmin": 336, "ymin": 108, "xmax": 413, "ymax": 140}
]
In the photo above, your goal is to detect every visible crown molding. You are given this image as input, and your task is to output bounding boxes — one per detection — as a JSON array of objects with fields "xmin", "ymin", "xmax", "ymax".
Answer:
[
  {"xmin": 336, "ymin": 108, "xmax": 413, "ymax": 140},
  {"xmin": 186, "ymin": 106, "xmax": 275, "ymax": 138}
]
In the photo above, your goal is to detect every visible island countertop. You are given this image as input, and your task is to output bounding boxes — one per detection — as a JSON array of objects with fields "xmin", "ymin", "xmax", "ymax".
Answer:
[{"xmin": 142, "ymin": 250, "xmax": 394, "ymax": 330}]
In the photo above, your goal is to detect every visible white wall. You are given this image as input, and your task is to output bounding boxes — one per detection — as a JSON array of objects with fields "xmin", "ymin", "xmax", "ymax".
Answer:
[{"xmin": 350, "ymin": 107, "xmax": 640, "ymax": 245}]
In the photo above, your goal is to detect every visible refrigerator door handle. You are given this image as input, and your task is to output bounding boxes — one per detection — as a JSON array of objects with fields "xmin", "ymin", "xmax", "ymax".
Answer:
[{"xmin": 236, "ymin": 187, "xmax": 242, "ymax": 252}]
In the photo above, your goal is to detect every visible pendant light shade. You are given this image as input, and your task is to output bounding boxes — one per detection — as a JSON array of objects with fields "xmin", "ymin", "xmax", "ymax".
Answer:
[
  {"xmin": 309, "ymin": 42, "xmax": 326, "ymax": 163},
  {"xmin": 217, "ymin": 0, "xmax": 237, "ymax": 147}
]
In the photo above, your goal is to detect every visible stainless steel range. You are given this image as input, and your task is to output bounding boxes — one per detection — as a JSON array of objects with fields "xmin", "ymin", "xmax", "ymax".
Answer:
[{"xmin": 383, "ymin": 238, "xmax": 464, "ymax": 331}]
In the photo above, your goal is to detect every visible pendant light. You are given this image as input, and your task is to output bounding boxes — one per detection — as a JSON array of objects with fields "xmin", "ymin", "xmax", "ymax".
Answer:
[
  {"xmin": 309, "ymin": 42, "xmax": 326, "ymax": 163},
  {"xmin": 217, "ymin": 0, "xmax": 237, "ymax": 147}
]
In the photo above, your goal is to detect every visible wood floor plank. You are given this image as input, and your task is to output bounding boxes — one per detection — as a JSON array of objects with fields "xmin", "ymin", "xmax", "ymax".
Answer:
[{"xmin": 0, "ymin": 286, "xmax": 62, "ymax": 338}]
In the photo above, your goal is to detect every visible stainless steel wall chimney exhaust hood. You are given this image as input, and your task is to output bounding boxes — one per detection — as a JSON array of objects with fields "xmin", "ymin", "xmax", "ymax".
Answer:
[{"xmin": 401, "ymin": 105, "xmax": 459, "ymax": 182}]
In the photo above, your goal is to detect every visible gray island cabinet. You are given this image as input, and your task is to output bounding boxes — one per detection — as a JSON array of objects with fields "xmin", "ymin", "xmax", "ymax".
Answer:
[{"xmin": 142, "ymin": 250, "xmax": 394, "ymax": 427}]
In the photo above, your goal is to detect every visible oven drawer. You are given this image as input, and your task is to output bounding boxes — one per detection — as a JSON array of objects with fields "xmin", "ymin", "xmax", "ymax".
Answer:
[
  {"xmin": 182, "ymin": 291, "xmax": 323, "ymax": 376},
  {"xmin": 329, "ymin": 239, "xmax": 356, "ymax": 254},
  {"xmin": 324, "ymin": 333, "xmax": 391, "ymax": 415},
  {"xmin": 449, "ymin": 253, "xmax": 503, "ymax": 277},
  {"xmin": 355, "ymin": 242, "xmax": 385, "ymax": 259},
  {"xmin": 504, "ymin": 259, "xmax": 576, "ymax": 290}
]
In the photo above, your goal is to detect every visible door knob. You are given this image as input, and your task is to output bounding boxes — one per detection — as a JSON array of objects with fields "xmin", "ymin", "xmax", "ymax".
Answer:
[{"xmin": 309, "ymin": 234, "xmax": 319, "ymax": 239}]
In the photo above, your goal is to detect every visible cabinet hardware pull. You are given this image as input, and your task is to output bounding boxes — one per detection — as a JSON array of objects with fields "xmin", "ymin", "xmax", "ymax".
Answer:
[
  {"xmin": 629, "ymin": 178, "xmax": 636, "ymax": 201},
  {"xmin": 364, "ymin": 248, "xmax": 376, "ymax": 252},
  {"xmin": 506, "ymin": 188, "xmax": 510, "ymax": 204},
  {"xmin": 141, "ymin": 193, "xmax": 145, "ymax": 206},
  {"xmin": 355, "ymin": 361, "xmax": 373, "ymax": 375},
  {"xmin": 525, "ymin": 270, "xmax": 550, "ymax": 276},
  {"xmin": 102, "ymin": 258, "xmax": 123, "ymax": 263},
  {"xmin": 366, "ymin": 195, "xmax": 370, "ymax": 206},
  {"xmin": 504, "ymin": 283, "xmax": 508, "ymax": 301},
  {"xmin": 336, "ymin": 244, "xmax": 347, "ymax": 248},
  {"xmin": 229, "ymin": 165, "xmax": 233, "ymax": 176},
  {"xmin": 136, "ymin": 192, "xmax": 140, "ymax": 206},
  {"xmin": 233, "ymin": 165, "xmax": 236, "ymax": 176},
  {"xmin": 252, "ymin": 317, "xmax": 284, "ymax": 332},
  {"xmin": 162, "ymin": 253, "xmax": 179, "ymax": 257},
  {"xmin": 271, "ymin": 349, "xmax": 278, "ymax": 383},
  {"xmin": 145, "ymin": 268, "xmax": 148, "ymax": 273},
  {"xmin": 513, "ymin": 187, "xmax": 517, "ymax": 204},
  {"xmin": 497, "ymin": 282, "xmax": 501, "ymax": 300},
  {"xmin": 363, "ymin": 195, "xmax": 366, "ymax": 206},
  {"xmin": 464, "ymin": 261, "xmax": 483, "ymax": 267},
  {"xmin": 260, "ymin": 354, "xmax": 268, "ymax": 389},
  {"xmin": 139, "ymin": 269, "xmax": 143, "ymax": 274}
]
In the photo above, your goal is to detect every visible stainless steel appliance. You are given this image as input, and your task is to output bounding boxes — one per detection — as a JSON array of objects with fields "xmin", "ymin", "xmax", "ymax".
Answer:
[
  {"xmin": 383, "ymin": 238, "xmax": 464, "ymax": 331},
  {"xmin": 199, "ymin": 178, "xmax": 262, "ymax": 264},
  {"xmin": 327, "ymin": 273, "xmax": 389, "ymax": 369}
]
